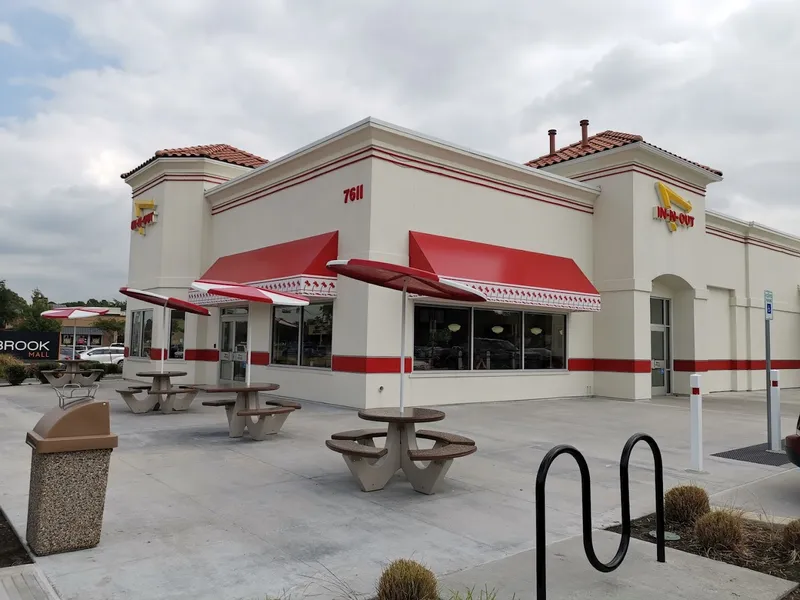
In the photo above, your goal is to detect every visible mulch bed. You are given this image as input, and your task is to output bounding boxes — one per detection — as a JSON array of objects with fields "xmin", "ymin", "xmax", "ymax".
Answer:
[
  {"xmin": 608, "ymin": 514, "xmax": 800, "ymax": 599},
  {"xmin": 0, "ymin": 508, "xmax": 32, "ymax": 568}
]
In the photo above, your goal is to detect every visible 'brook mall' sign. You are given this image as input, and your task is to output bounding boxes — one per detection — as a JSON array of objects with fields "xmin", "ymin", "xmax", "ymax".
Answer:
[{"xmin": 0, "ymin": 331, "xmax": 59, "ymax": 360}]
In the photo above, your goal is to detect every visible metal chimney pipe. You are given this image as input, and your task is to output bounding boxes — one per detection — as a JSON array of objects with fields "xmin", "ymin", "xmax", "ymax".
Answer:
[
  {"xmin": 580, "ymin": 119, "xmax": 589, "ymax": 147},
  {"xmin": 548, "ymin": 129, "xmax": 557, "ymax": 155}
]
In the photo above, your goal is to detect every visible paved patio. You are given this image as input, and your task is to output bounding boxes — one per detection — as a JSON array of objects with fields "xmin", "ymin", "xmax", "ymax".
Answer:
[{"xmin": 0, "ymin": 382, "xmax": 798, "ymax": 600}]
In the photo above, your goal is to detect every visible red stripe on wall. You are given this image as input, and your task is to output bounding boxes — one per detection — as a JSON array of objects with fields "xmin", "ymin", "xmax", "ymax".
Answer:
[
  {"xmin": 574, "ymin": 164, "xmax": 707, "ymax": 196},
  {"xmin": 184, "ymin": 349, "xmax": 220, "ymax": 361},
  {"xmin": 132, "ymin": 173, "xmax": 230, "ymax": 197},
  {"xmin": 124, "ymin": 346, "xmax": 130, "ymax": 357},
  {"xmin": 568, "ymin": 358, "xmax": 651, "ymax": 373},
  {"xmin": 675, "ymin": 359, "xmax": 800, "ymax": 372},
  {"xmin": 149, "ymin": 348, "xmax": 165, "ymax": 360},
  {"xmin": 332, "ymin": 356, "xmax": 414, "ymax": 373},
  {"xmin": 251, "ymin": 351, "xmax": 270, "ymax": 366}
]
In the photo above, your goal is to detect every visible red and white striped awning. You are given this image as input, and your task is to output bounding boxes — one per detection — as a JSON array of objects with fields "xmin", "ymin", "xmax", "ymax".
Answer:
[
  {"xmin": 191, "ymin": 280, "xmax": 309, "ymax": 306},
  {"xmin": 41, "ymin": 307, "xmax": 110, "ymax": 320},
  {"xmin": 408, "ymin": 231, "xmax": 601, "ymax": 312}
]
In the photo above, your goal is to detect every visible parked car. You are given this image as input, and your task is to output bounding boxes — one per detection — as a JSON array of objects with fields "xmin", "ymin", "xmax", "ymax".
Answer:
[
  {"xmin": 78, "ymin": 347, "xmax": 125, "ymax": 365},
  {"xmin": 110, "ymin": 342, "xmax": 125, "ymax": 348}
]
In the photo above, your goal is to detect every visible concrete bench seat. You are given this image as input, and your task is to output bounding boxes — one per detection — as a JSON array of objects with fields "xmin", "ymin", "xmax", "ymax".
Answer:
[
  {"xmin": 408, "ymin": 444, "xmax": 477, "ymax": 461},
  {"xmin": 202, "ymin": 398, "xmax": 236, "ymax": 407},
  {"xmin": 237, "ymin": 406, "xmax": 294, "ymax": 417},
  {"xmin": 331, "ymin": 429, "xmax": 387, "ymax": 442},
  {"xmin": 117, "ymin": 386, "xmax": 198, "ymax": 414},
  {"xmin": 326, "ymin": 439, "xmax": 388, "ymax": 459},
  {"xmin": 416, "ymin": 430, "xmax": 476, "ymax": 446},
  {"xmin": 265, "ymin": 398, "xmax": 302, "ymax": 409}
]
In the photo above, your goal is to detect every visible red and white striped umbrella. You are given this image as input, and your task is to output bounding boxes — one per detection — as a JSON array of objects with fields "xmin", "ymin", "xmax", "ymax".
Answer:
[
  {"xmin": 41, "ymin": 307, "xmax": 110, "ymax": 360},
  {"xmin": 327, "ymin": 258, "xmax": 487, "ymax": 411},
  {"xmin": 191, "ymin": 279, "xmax": 310, "ymax": 384},
  {"xmin": 119, "ymin": 287, "xmax": 211, "ymax": 372}
]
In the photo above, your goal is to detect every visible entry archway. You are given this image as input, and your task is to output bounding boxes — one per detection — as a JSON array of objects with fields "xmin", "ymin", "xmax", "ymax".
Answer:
[{"xmin": 650, "ymin": 274, "xmax": 695, "ymax": 396}]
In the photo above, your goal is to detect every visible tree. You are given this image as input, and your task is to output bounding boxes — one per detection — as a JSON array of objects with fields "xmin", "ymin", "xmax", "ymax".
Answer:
[
  {"xmin": 17, "ymin": 289, "xmax": 62, "ymax": 332},
  {"xmin": 0, "ymin": 281, "xmax": 27, "ymax": 329},
  {"xmin": 92, "ymin": 317, "xmax": 126, "ymax": 343}
]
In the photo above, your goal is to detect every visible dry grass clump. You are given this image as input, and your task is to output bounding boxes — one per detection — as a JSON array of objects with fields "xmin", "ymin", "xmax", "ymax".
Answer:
[
  {"xmin": 664, "ymin": 484, "xmax": 710, "ymax": 524},
  {"xmin": 695, "ymin": 510, "xmax": 744, "ymax": 553},
  {"xmin": 782, "ymin": 519, "xmax": 800, "ymax": 555},
  {"xmin": 377, "ymin": 559, "xmax": 438, "ymax": 600}
]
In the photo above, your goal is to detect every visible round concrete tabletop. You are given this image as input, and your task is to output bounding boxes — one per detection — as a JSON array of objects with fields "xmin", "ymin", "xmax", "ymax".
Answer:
[
  {"xmin": 358, "ymin": 407, "xmax": 446, "ymax": 423},
  {"xmin": 184, "ymin": 383, "xmax": 280, "ymax": 393},
  {"xmin": 135, "ymin": 371, "xmax": 188, "ymax": 378}
]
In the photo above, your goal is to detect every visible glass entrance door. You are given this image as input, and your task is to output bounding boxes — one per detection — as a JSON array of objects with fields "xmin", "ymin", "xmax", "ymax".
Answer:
[
  {"xmin": 219, "ymin": 308, "xmax": 248, "ymax": 383},
  {"xmin": 650, "ymin": 298, "xmax": 671, "ymax": 396}
]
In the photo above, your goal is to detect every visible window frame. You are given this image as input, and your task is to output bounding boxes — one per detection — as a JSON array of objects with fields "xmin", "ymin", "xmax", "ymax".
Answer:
[
  {"xmin": 271, "ymin": 301, "xmax": 334, "ymax": 369},
  {"xmin": 412, "ymin": 302, "xmax": 569, "ymax": 373},
  {"xmin": 168, "ymin": 310, "xmax": 186, "ymax": 360},
  {"xmin": 129, "ymin": 308, "xmax": 154, "ymax": 359}
]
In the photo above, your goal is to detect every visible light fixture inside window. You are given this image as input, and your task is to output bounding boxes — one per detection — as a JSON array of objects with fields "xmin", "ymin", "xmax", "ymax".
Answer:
[
  {"xmin": 530, "ymin": 327, "xmax": 543, "ymax": 335},
  {"xmin": 491, "ymin": 325, "xmax": 504, "ymax": 334},
  {"xmin": 447, "ymin": 323, "xmax": 461, "ymax": 332}
]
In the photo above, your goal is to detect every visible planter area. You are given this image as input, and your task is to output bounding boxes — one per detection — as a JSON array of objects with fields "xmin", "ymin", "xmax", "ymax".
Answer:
[{"xmin": 0, "ymin": 507, "xmax": 32, "ymax": 569}]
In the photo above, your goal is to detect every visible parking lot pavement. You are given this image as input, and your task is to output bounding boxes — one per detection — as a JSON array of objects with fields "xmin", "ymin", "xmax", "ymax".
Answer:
[{"xmin": 0, "ymin": 382, "xmax": 798, "ymax": 599}]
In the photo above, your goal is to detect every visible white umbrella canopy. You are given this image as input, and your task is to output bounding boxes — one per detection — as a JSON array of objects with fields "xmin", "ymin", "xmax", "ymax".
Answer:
[
  {"xmin": 191, "ymin": 279, "xmax": 309, "ymax": 384},
  {"xmin": 41, "ymin": 307, "xmax": 110, "ymax": 360}
]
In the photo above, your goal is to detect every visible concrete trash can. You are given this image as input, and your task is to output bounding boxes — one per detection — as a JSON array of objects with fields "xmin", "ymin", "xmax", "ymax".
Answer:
[{"xmin": 25, "ymin": 400, "xmax": 118, "ymax": 556}]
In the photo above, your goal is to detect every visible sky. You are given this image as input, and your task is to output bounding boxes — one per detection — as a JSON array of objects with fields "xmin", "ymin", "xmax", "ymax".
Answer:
[{"xmin": 0, "ymin": 0, "xmax": 798, "ymax": 303}]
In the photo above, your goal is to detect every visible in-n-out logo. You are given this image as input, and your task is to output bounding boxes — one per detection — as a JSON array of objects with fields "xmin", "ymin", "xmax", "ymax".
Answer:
[
  {"xmin": 131, "ymin": 199, "xmax": 158, "ymax": 236},
  {"xmin": 653, "ymin": 182, "xmax": 694, "ymax": 232}
]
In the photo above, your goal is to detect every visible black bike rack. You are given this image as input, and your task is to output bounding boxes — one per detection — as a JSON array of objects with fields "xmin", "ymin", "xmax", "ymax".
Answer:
[{"xmin": 535, "ymin": 433, "xmax": 665, "ymax": 600}]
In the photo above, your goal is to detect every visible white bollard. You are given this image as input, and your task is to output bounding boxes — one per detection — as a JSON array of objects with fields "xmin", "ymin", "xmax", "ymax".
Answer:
[
  {"xmin": 689, "ymin": 373, "xmax": 703, "ymax": 472},
  {"xmin": 769, "ymin": 369, "xmax": 782, "ymax": 452}
]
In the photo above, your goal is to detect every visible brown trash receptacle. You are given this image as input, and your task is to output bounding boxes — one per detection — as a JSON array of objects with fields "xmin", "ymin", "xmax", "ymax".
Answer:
[{"xmin": 25, "ymin": 400, "xmax": 118, "ymax": 556}]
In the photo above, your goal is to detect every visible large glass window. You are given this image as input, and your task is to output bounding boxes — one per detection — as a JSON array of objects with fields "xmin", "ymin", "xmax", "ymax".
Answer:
[
  {"xmin": 413, "ymin": 306, "xmax": 470, "ymax": 371},
  {"xmin": 473, "ymin": 309, "xmax": 522, "ymax": 370},
  {"xmin": 130, "ymin": 309, "xmax": 153, "ymax": 358},
  {"xmin": 301, "ymin": 304, "xmax": 333, "ymax": 368},
  {"xmin": 413, "ymin": 305, "xmax": 568, "ymax": 371},
  {"xmin": 169, "ymin": 310, "xmax": 185, "ymax": 359},
  {"xmin": 272, "ymin": 302, "xmax": 334, "ymax": 368}
]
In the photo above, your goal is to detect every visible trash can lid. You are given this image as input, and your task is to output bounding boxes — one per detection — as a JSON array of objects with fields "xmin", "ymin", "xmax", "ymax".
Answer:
[{"xmin": 26, "ymin": 400, "xmax": 118, "ymax": 454}]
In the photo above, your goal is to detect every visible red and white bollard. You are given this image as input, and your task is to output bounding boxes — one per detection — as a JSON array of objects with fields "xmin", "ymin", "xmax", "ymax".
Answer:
[
  {"xmin": 690, "ymin": 373, "xmax": 703, "ymax": 472},
  {"xmin": 769, "ymin": 369, "xmax": 781, "ymax": 453}
]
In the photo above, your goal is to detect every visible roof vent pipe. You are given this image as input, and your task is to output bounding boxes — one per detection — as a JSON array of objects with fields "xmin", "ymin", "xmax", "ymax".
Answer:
[
  {"xmin": 548, "ymin": 129, "xmax": 557, "ymax": 155},
  {"xmin": 580, "ymin": 119, "xmax": 589, "ymax": 147}
]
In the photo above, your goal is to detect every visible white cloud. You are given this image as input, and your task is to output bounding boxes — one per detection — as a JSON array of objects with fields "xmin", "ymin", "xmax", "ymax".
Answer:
[
  {"xmin": 0, "ymin": 0, "xmax": 797, "ymax": 301},
  {"xmin": 0, "ymin": 22, "xmax": 19, "ymax": 45}
]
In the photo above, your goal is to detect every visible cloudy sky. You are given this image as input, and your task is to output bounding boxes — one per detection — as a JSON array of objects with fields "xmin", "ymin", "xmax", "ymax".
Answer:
[{"xmin": 0, "ymin": 0, "xmax": 797, "ymax": 302}]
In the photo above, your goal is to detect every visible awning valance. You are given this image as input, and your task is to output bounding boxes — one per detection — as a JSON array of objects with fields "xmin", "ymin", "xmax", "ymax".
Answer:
[
  {"xmin": 188, "ymin": 232, "xmax": 338, "ymax": 305},
  {"xmin": 408, "ymin": 231, "xmax": 601, "ymax": 312}
]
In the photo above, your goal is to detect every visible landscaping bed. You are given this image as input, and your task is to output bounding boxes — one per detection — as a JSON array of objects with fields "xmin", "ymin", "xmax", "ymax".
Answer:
[
  {"xmin": 608, "ymin": 513, "xmax": 800, "ymax": 598},
  {"xmin": 0, "ymin": 507, "xmax": 32, "ymax": 568}
]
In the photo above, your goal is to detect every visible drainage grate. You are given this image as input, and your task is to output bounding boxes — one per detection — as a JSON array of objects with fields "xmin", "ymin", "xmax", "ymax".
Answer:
[{"xmin": 711, "ymin": 442, "xmax": 791, "ymax": 467}]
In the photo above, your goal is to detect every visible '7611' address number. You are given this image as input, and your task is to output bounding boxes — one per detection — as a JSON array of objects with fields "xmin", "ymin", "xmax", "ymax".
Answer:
[{"xmin": 343, "ymin": 185, "xmax": 364, "ymax": 203}]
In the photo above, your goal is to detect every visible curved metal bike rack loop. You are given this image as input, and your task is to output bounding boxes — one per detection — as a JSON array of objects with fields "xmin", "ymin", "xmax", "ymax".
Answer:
[{"xmin": 535, "ymin": 433, "xmax": 665, "ymax": 600}]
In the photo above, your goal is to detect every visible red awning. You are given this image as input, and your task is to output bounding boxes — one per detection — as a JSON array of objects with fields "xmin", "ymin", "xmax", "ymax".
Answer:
[
  {"xmin": 189, "ymin": 232, "xmax": 338, "ymax": 304},
  {"xmin": 408, "ymin": 231, "xmax": 601, "ymax": 311}
]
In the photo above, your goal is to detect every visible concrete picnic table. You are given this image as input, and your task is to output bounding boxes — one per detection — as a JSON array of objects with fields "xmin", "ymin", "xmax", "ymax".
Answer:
[
  {"xmin": 116, "ymin": 370, "xmax": 198, "ymax": 414},
  {"xmin": 185, "ymin": 382, "xmax": 301, "ymax": 440},
  {"xmin": 41, "ymin": 360, "xmax": 103, "ymax": 387},
  {"xmin": 326, "ymin": 407, "xmax": 477, "ymax": 495}
]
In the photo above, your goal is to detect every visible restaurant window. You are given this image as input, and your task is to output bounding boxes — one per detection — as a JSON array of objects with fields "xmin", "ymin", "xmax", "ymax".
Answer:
[
  {"xmin": 473, "ymin": 309, "xmax": 522, "ymax": 370},
  {"xmin": 413, "ymin": 305, "xmax": 567, "ymax": 371},
  {"xmin": 130, "ymin": 309, "xmax": 153, "ymax": 358},
  {"xmin": 412, "ymin": 306, "xmax": 470, "ymax": 371},
  {"xmin": 272, "ymin": 302, "xmax": 334, "ymax": 368},
  {"xmin": 169, "ymin": 310, "xmax": 185, "ymax": 359}
]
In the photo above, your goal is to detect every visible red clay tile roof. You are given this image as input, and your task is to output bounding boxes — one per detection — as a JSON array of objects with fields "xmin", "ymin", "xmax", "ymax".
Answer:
[
  {"xmin": 121, "ymin": 144, "xmax": 268, "ymax": 179},
  {"xmin": 526, "ymin": 130, "xmax": 722, "ymax": 176}
]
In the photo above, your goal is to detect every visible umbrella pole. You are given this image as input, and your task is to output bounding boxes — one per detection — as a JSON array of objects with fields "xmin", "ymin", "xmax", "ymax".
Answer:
[
  {"xmin": 246, "ymin": 304, "xmax": 252, "ymax": 386},
  {"xmin": 72, "ymin": 324, "xmax": 76, "ymax": 360},
  {"xmin": 399, "ymin": 280, "xmax": 408, "ymax": 413},
  {"xmin": 161, "ymin": 306, "xmax": 168, "ymax": 373}
]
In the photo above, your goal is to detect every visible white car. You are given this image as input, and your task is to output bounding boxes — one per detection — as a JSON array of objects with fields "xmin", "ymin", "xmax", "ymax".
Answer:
[{"xmin": 79, "ymin": 346, "xmax": 125, "ymax": 365}]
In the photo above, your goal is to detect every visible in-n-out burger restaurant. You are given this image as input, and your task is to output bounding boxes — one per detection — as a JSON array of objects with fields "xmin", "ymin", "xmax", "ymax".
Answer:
[{"xmin": 121, "ymin": 118, "xmax": 800, "ymax": 409}]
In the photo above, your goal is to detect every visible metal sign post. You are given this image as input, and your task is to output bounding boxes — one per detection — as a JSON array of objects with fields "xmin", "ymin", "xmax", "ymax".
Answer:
[{"xmin": 764, "ymin": 290, "xmax": 775, "ymax": 449}]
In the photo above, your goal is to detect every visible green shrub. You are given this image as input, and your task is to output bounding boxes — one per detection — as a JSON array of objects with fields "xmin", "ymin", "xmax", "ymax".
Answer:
[
  {"xmin": 5, "ymin": 363, "xmax": 27, "ymax": 386},
  {"xmin": 81, "ymin": 361, "xmax": 105, "ymax": 380},
  {"xmin": 102, "ymin": 363, "xmax": 121, "ymax": 376},
  {"xmin": 0, "ymin": 354, "xmax": 24, "ymax": 381},
  {"xmin": 377, "ymin": 559, "xmax": 438, "ymax": 600},
  {"xmin": 665, "ymin": 485, "xmax": 710, "ymax": 524},
  {"xmin": 695, "ymin": 510, "xmax": 744, "ymax": 552},
  {"xmin": 29, "ymin": 362, "xmax": 61, "ymax": 383},
  {"xmin": 782, "ymin": 519, "xmax": 800, "ymax": 554}
]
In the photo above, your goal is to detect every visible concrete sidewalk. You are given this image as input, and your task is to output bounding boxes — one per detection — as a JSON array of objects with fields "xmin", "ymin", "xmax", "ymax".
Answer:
[{"xmin": 441, "ymin": 530, "xmax": 797, "ymax": 600}]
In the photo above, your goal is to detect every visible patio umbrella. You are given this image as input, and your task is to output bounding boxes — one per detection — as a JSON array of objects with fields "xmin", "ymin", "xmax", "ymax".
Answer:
[
  {"xmin": 42, "ymin": 307, "xmax": 111, "ymax": 360},
  {"xmin": 326, "ymin": 258, "xmax": 487, "ymax": 411},
  {"xmin": 190, "ymin": 279, "xmax": 309, "ymax": 385},
  {"xmin": 118, "ymin": 287, "xmax": 211, "ymax": 372}
]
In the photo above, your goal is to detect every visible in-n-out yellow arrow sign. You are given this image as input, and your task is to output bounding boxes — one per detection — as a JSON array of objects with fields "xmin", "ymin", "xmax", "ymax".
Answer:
[{"xmin": 654, "ymin": 182, "xmax": 694, "ymax": 232}]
